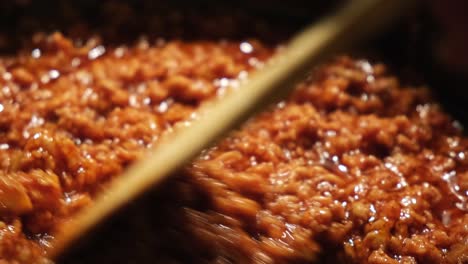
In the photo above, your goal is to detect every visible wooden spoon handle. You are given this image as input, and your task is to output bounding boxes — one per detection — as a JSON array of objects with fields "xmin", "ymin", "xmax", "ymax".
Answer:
[{"xmin": 50, "ymin": 0, "xmax": 416, "ymax": 259}]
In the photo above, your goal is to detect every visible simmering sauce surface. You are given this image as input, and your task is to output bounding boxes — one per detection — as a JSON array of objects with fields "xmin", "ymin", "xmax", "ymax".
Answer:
[{"xmin": 0, "ymin": 15, "xmax": 466, "ymax": 264}]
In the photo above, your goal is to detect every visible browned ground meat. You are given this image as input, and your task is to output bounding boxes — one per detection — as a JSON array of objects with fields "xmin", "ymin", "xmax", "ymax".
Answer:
[
  {"xmin": 0, "ymin": 32, "xmax": 466, "ymax": 263},
  {"xmin": 0, "ymin": 33, "xmax": 273, "ymax": 263},
  {"xmin": 171, "ymin": 58, "xmax": 467, "ymax": 264}
]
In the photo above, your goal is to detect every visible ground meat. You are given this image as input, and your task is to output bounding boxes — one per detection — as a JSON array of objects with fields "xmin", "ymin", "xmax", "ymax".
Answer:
[
  {"xmin": 0, "ymin": 32, "xmax": 274, "ymax": 263},
  {"xmin": 0, "ymin": 32, "xmax": 466, "ymax": 263},
  {"xmin": 177, "ymin": 58, "xmax": 467, "ymax": 264}
]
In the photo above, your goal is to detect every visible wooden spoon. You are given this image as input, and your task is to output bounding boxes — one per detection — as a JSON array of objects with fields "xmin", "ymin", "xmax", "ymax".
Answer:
[{"xmin": 50, "ymin": 0, "xmax": 417, "ymax": 259}]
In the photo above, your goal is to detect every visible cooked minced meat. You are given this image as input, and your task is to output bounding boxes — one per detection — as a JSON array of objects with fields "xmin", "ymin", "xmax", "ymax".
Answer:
[{"xmin": 0, "ymin": 31, "xmax": 466, "ymax": 263}]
